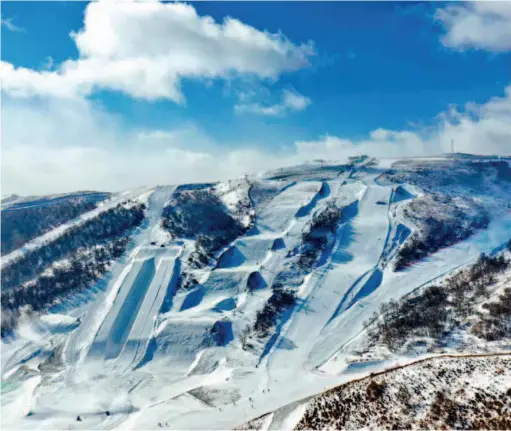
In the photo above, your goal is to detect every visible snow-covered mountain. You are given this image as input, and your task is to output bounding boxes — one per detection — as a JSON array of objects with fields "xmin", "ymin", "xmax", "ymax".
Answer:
[{"xmin": 1, "ymin": 154, "xmax": 510, "ymax": 430}]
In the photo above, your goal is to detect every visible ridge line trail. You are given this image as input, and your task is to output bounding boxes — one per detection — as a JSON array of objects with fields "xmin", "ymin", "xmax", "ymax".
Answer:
[{"xmin": 315, "ymin": 351, "xmax": 511, "ymax": 391}]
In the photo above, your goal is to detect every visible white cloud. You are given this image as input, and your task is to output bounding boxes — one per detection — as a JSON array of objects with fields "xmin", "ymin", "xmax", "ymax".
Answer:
[
  {"xmin": 0, "ymin": 61, "xmax": 80, "ymax": 99},
  {"xmin": 436, "ymin": 2, "xmax": 511, "ymax": 52},
  {"xmin": 0, "ymin": 96, "xmax": 293, "ymax": 195},
  {"xmin": 1, "ymin": 17, "xmax": 24, "ymax": 33},
  {"xmin": 235, "ymin": 88, "xmax": 311, "ymax": 116},
  {"xmin": 3, "ymin": 86, "xmax": 510, "ymax": 196},
  {"xmin": 0, "ymin": 2, "xmax": 314, "ymax": 102},
  {"xmin": 42, "ymin": 57, "xmax": 55, "ymax": 71},
  {"xmin": 295, "ymin": 132, "xmax": 429, "ymax": 162}
]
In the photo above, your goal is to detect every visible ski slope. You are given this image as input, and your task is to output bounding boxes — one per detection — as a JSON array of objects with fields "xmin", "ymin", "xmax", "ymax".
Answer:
[
  {"xmin": 317, "ymin": 210, "xmax": 511, "ymax": 374},
  {"xmin": 60, "ymin": 187, "xmax": 177, "ymax": 370},
  {"xmin": 265, "ymin": 179, "xmax": 392, "ymax": 380},
  {"xmin": 2, "ymin": 156, "xmax": 511, "ymax": 430},
  {"xmin": 136, "ymin": 181, "xmax": 325, "ymax": 379},
  {"xmin": 85, "ymin": 248, "xmax": 181, "ymax": 368}
]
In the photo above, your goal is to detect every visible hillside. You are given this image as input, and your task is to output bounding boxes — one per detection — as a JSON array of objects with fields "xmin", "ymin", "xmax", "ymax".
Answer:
[
  {"xmin": 1, "ymin": 191, "xmax": 111, "ymax": 255},
  {"xmin": 243, "ymin": 354, "xmax": 510, "ymax": 430},
  {"xmin": 1, "ymin": 155, "xmax": 511, "ymax": 430},
  {"xmin": 238, "ymin": 255, "xmax": 511, "ymax": 430}
]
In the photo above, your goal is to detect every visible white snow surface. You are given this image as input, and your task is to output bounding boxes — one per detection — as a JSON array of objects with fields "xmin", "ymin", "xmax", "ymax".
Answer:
[{"xmin": 2, "ymin": 156, "xmax": 511, "ymax": 430}]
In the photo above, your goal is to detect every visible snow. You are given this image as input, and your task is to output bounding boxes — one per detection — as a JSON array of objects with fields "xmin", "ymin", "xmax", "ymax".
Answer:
[
  {"xmin": 39, "ymin": 314, "xmax": 79, "ymax": 331},
  {"xmin": 67, "ymin": 186, "xmax": 179, "ymax": 368},
  {"xmin": 214, "ymin": 178, "xmax": 253, "ymax": 227},
  {"xmin": 2, "ymin": 374, "xmax": 42, "ymax": 429},
  {"xmin": 318, "ymin": 211, "xmax": 511, "ymax": 374},
  {"xmin": 267, "ymin": 400, "xmax": 309, "ymax": 430},
  {"xmin": 2, "ymin": 156, "xmax": 510, "ymax": 430}
]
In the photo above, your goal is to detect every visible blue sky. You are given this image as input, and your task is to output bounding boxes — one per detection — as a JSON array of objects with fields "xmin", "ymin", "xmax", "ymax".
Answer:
[{"xmin": 1, "ymin": 1, "xmax": 511, "ymax": 194}]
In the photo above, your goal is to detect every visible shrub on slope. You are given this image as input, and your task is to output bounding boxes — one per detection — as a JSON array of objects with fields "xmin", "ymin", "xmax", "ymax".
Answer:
[
  {"xmin": 394, "ymin": 194, "xmax": 490, "ymax": 271},
  {"xmin": 2, "ymin": 202, "xmax": 145, "ymax": 290},
  {"xmin": 1, "ymin": 239, "xmax": 128, "ymax": 337},
  {"xmin": 295, "ymin": 355, "xmax": 511, "ymax": 430},
  {"xmin": 382, "ymin": 159, "xmax": 511, "ymax": 195},
  {"xmin": 253, "ymin": 290, "xmax": 297, "ymax": 338},
  {"xmin": 161, "ymin": 188, "xmax": 249, "ymax": 268},
  {"xmin": 382, "ymin": 159, "xmax": 510, "ymax": 271},
  {"xmin": 298, "ymin": 203, "xmax": 342, "ymax": 271},
  {"xmin": 473, "ymin": 287, "xmax": 511, "ymax": 341},
  {"xmin": 367, "ymin": 253, "xmax": 510, "ymax": 352}
]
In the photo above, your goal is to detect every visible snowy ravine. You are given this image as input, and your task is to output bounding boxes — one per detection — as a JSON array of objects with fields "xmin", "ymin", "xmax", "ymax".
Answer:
[{"xmin": 1, "ymin": 155, "xmax": 511, "ymax": 430}]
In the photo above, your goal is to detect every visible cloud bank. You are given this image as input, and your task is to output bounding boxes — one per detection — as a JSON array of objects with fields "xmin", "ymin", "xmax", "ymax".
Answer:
[
  {"xmin": 1, "ymin": 1, "xmax": 510, "ymax": 196},
  {"xmin": 1, "ymin": 17, "xmax": 24, "ymax": 33},
  {"xmin": 299, "ymin": 84, "xmax": 511, "ymax": 159},
  {"xmin": 3, "ymin": 84, "xmax": 510, "ymax": 196}
]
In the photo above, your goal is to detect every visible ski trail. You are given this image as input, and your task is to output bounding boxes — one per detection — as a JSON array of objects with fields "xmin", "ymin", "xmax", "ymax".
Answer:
[
  {"xmin": 262, "ymin": 181, "xmax": 392, "ymax": 378},
  {"xmin": 120, "ymin": 251, "xmax": 182, "ymax": 369}
]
